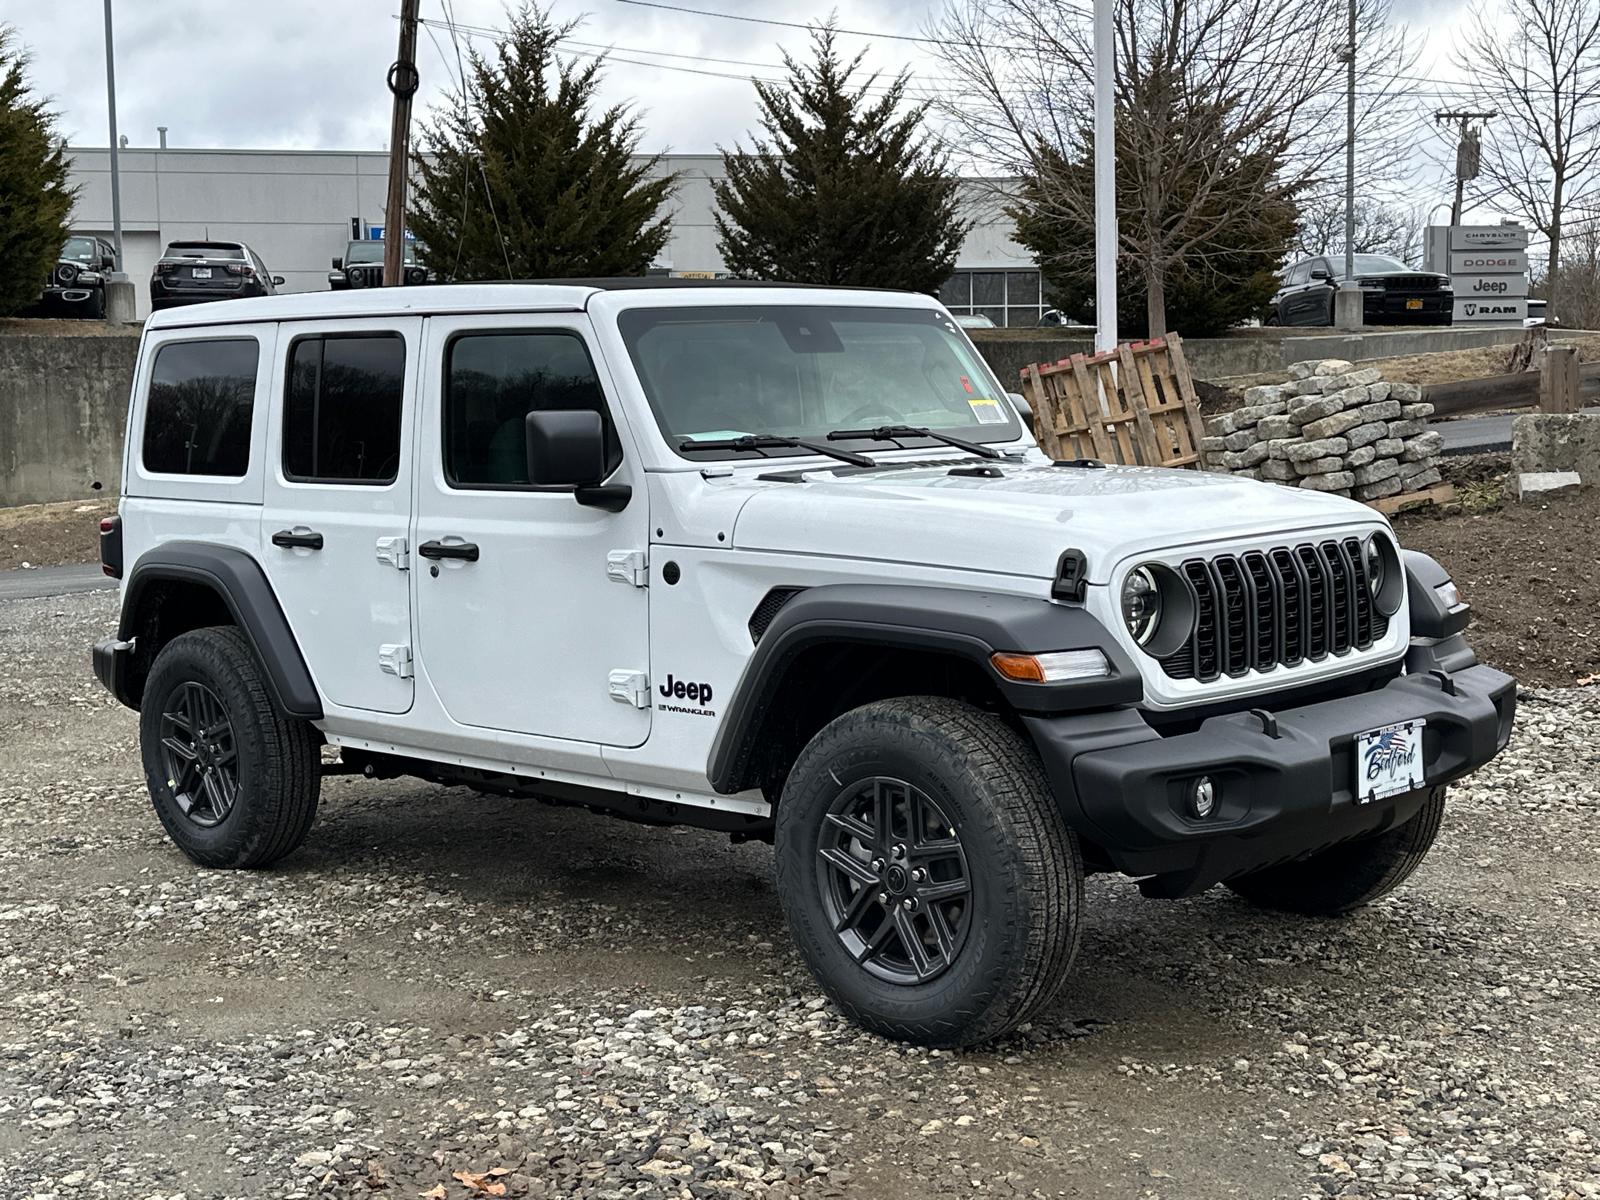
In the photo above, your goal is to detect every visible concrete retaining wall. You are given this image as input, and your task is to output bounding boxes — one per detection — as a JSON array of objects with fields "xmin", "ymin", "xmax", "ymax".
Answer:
[
  {"xmin": 0, "ymin": 333, "xmax": 138, "ymax": 508},
  {"xmin": 969, "ymin": 324, "xmax": 1533, "ymax": 386}
]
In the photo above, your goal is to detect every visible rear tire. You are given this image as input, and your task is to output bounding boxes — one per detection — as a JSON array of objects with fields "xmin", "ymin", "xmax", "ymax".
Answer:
[
  {"xmin": 140, "ymin": 627, "xmax": 320, "ymax": 868},
  {"xmin": 1225, "ymin": 786, "xmax": 1446, "ymax": 915},
  {"xmin": 774, "ymin": 697, "xmax": 1082, "ymax": 1047}
]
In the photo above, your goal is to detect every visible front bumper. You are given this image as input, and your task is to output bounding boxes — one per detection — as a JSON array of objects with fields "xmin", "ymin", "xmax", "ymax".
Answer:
[{"xmin": 1025, "ymin": 662, "xmax": 1515, "ymax": 897}]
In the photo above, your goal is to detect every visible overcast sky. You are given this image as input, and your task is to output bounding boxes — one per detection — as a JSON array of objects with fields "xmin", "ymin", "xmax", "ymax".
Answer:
[{"xmin": 3, "ymin": 0, "xmax": 1499, "ymax": 220}]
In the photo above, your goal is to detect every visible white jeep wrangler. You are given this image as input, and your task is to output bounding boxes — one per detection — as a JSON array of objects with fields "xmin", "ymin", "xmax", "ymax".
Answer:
[{"xmin": 93, "ymin": 282, "xmax": 1515, "ymax": 1047}]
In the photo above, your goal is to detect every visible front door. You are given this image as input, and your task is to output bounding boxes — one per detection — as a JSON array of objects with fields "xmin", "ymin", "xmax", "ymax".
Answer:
[
  {"xmin": 412, "ymin": 314, "xmax": 651, "ymax": 747},
  {"xmin": 260, "ymin": 317, "xmax": 421, "ymax": 714}
]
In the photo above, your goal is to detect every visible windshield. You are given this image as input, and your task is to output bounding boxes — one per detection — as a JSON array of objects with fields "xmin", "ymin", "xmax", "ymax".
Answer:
[
  {"xmin": 1346, "ymin": 254, "xmax": 1409, "ymax": 276},
  {"xmin": 345, "ymin": 241, "xmax": 418, "ymax": 265},
  {"xmin": 62, "ymin": 237, "xmax": 97, "ymax": 262},
  {"xmin": 617, "ymin": 305, "xmax": 1020, "ymax": 458}
]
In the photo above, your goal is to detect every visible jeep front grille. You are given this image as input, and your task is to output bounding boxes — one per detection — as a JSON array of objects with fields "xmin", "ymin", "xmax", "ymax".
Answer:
[{"xmin": 1159, "ymin": 538, "xmax": 1388, "ymax": 681}]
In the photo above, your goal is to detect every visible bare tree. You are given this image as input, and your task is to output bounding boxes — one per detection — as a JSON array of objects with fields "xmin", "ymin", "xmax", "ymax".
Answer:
[
  {"xmin": 1295, "ymin": 198, "xmax": 1426, "ymax": 263},
  {"xmin": 1455, "ymin": 0, "xmax": 1600, "ymax": 324},
  {"xmin": 928, "ymin": 0, "xmax": 1420, "ymax": 336}
]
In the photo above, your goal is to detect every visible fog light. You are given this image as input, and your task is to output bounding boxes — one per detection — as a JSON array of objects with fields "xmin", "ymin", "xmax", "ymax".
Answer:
[{"xmin": 1189, "ymin": 776, "xmax": 1216, "ymax": 819}]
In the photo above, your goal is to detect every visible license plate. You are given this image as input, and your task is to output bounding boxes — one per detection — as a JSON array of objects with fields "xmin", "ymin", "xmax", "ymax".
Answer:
[
  {"xmin": 1406, "ymin": 298, "xmax": 1422, "ymax": 309},
  {"xmin": 192, "ymin": 267, "xmax": 211, "ymax": 279},
  {"xmin": 1354, "ymin": 720, "xmax": 1425, "ymax": 804}
]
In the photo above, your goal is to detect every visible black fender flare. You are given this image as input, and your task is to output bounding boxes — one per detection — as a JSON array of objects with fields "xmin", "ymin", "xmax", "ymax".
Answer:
[
  {"xmin": 705, "ymin": 583, "xmax": 1142, "ymax": 794},
  {"xmin": 119, "ymin": 542, "xmax": 324, "ymax": 720}
]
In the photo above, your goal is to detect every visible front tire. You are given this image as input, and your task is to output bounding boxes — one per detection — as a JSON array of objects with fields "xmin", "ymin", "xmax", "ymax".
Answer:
[
  {"xmin": 774, "ymin": 698, "xmax": 1082, "ymax": 1047},
  {"xmin": 140, "ymin": 627, "xmax": 320, "ymax": 868},
  {"xmin": 1225, "ymin": 786, "xmax": 1446, "ymax": 915}
]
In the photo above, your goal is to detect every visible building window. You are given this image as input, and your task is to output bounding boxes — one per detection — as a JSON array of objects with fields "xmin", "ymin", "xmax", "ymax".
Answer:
[{"xmin": 939, "ymin": 269, "xmax": 1048, "ymax": 328}]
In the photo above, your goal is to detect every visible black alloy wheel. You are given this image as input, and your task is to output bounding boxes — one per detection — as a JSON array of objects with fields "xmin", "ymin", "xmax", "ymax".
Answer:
[
  {"xmin": 140, "ymin": 627, "xmax": 320, "ymax": 868},
  {"xmin": 816, "ymin": 776, "xmax": 972, "ymax": 985},
  {"xmin": 774, "ymin": 697, "xmax": 1082, "ymax": 1046},
  {"xmin": 158, "ymin": 679, "xmax": 240, "ymax": 828}
]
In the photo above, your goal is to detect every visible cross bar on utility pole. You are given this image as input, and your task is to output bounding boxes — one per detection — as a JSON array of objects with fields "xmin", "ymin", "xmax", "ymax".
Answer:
[{"xmin": 383, "ymin": 0, "xmax": 422, "ymax": 287}]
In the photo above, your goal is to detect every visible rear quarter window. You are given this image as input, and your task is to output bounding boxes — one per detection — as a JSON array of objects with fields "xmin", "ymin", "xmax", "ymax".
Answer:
[{"xmin": 141, "ymin": 338, "xmax": 260, "ymax": 477}]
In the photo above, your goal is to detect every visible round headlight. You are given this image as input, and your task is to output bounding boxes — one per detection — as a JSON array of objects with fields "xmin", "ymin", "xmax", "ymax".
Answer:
[
  {"xmin": 1363, "ymin": 535, "xmax": 1385, "ymax": 598},
  {"xmin": 1121, "ymin": 566, "xmax": 1162, "ymax": 646}
]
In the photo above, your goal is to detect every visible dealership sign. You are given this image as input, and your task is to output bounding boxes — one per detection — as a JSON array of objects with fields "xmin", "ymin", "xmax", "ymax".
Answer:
[
  {"xmin": 1449, "ymin": 250, "xmax": 1528, "ymax": 274},
  {"xmin": 1453, "ymin": 273, "xmax": 1529, "ymax": 298},
  {"xmin": 1453, "ymin": 297, "xmax": 1526, "ymax": 322},
  {"xmin": 1449, "ymin": 225, "xmax": 1530, "ymax": 250}
]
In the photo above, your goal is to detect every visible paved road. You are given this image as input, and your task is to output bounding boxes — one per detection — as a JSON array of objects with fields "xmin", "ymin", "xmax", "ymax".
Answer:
[
  {"xmin": 0, "ymin": 562, "xmax": 116, "ymax": 602},
  {"xmin": 1439, "ymin": 405, "xmax": 1600, "ymax": 455}
]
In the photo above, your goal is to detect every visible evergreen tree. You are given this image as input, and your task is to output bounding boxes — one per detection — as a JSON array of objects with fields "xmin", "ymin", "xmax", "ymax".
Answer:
[
  {"xmin": 714, "ymin": 24, "xmax": 967, "ymax": 291},
  {"xmin": 409, "ymin": 5, "xmax": 675, "ymax": 280},
  {"xmin": 0, "ymin": 28, "xmax": 74, "ymax": 316}
]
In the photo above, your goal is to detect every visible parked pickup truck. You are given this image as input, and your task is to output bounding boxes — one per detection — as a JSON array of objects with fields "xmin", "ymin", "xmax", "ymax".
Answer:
[{"xmin": 92, "ymin": 281, "xmax": 1515, "ymax": 1046}]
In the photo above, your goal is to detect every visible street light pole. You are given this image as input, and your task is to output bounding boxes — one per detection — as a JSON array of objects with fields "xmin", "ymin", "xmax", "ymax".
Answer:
[
  {"xmin": 1093, "ymin": 0, "xmax": 1117, "ymax": 353},
  {"xmin": 101, "ymin": 0, "xmax": 125, "ymax": 274}
]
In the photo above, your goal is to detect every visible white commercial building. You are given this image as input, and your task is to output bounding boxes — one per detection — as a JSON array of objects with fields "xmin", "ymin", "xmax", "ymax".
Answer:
[{"xmin": 64, "ymin": 146, "xmax": 1046, "ymax": 324}]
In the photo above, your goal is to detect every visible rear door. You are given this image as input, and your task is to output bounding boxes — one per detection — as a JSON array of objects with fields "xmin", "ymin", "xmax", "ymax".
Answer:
[{"xmin": 260, "ymin": 317, "xmax": 421, "ymax": 714}]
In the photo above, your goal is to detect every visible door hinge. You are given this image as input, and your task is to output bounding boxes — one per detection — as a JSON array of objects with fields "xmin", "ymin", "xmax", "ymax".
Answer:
[
  {"xmin": 608, "ymin": 669, "xmax": 650, "ymax": 708},
  {"xmin": 378, "ymin": 644, "xmax": 414, "ymax": 679},
  {"xmin": 375, "ymin": 536, "xmax": 409, "ymax": 571},
  {"xmin": 606, "ymin": 549, "xmax": 648, "ymax": 588}
]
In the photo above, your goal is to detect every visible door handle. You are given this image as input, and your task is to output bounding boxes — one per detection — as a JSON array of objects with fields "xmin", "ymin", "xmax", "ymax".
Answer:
[
  {"xmin": 271, "ymin": 529, "xmax": 324, "ymax": 550},
  {"xmin": 418, "ymin": 540, "xmax": 480, "ymax": 562}
]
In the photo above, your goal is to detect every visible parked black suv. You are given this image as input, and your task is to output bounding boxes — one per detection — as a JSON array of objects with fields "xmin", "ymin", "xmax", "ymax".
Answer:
[
  {"xmin": 151, "ymin": 240, "xmax": 283, "ymax": 310},
  {"xmin": 328, "ymin": 239, "xmax": 431, "ymax": 289},
  {"xmin": 1268, "ymin": 254, "xmax": 1452, "ymax": 327},
  {"xmin": 40, "ymin": 234, "xmax": 117, "ymax": 319}
]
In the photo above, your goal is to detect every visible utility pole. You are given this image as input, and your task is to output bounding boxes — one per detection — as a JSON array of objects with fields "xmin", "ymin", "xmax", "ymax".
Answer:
[
  {"xmin": 101, "ymin": 0, "xmax": 124, "ymax": 274},
  {"xmin": 383, "ymin": 0, "xmax": 422, "ymax": 287},
  {"xmin": 1434, "ymin": 110, "xmax": 1496, "ymax": 225},
  {"xmin": 1092, "ymin": 0, "xmax": 1116, "ymax": 353}
]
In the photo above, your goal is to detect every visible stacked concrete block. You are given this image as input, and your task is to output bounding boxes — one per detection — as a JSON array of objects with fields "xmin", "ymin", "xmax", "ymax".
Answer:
[{"xmin": 1200, "ymin": 359, "xmax": 1442, "ymax": 501}]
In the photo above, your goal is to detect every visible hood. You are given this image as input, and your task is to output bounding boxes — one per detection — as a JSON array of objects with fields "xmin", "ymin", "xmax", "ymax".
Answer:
[{"xmin": 730, "ymin": 459, "xmax": 1387, "ymax": 583}]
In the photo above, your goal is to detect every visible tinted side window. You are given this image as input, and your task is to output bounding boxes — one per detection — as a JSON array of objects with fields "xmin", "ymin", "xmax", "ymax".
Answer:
[
  {"xmin": 142, "ymin": 338, "xmax": 259, "ymax": 477},
  {"xmin": 444, "ymin": 332, "xmax": 619, "ymax": 487},
  {"xmin": 1285, "ymin": 262, "xmax": 1310, "ymax": 287},
  {"xmin": 284, "ymin": 334, "xmax": 406, "ymax": 483}
]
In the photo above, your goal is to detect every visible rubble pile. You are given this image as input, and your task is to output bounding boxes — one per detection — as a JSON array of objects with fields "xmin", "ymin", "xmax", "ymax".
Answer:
[{"xmin": 1200, "ymin": 359, "xmax": 1442, "ymax": 502}]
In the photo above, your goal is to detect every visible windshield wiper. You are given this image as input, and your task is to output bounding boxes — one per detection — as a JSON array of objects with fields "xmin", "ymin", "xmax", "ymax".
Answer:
[
  {"xmin": 827, "ymin": 424, "xmax": 1003, "ymax": 460},
  {"xmin": 678, "ymin": 434, "xmax": 876, "ymax": 468}
]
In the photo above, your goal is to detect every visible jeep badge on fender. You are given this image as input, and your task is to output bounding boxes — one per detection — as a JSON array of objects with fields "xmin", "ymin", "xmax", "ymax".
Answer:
[
  {"xmin": 659, "ymin": 674, "xmax": 713, "ymax": 706},
  {"xmin": 90, "ymin": 279, "xmax": 1516, "ymax": 1050}
]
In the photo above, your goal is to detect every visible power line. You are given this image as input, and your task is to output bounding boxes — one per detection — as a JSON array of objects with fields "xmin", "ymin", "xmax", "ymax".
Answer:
[{"xmin": 604, "ymin": 0, "xmax": 952, "ymax": 46}]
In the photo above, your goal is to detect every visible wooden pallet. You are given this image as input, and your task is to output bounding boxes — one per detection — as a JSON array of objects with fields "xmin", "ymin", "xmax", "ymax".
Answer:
[
  {"xmin": 1364, "ymin": 482, "xmax": 1455, "ymax": 515},
  {"xmin": 1020, "ymin": 335, "xmax": 1207, "ymax": 469}
]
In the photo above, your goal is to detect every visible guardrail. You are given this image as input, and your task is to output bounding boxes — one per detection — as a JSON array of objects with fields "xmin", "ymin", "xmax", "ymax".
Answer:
[{"xmin": 1424, "ymin": 351, "xmax": 1599, "ymax": 416}]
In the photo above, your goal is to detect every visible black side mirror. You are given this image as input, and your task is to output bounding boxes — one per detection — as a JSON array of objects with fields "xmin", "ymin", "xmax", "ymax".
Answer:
[
  {"xmin": 1309, "ymin": 268, "xmax": 1331, "ymax": 282},
  {"xmin": 272, "ymin": 275, "xmax": 285, "ymax": 286},
  {"xmin": 525, "ymin": 410, "xmax": 631, "ymax": 511},
  {"xmin": 1006, "ymin": 391, "xmax": 1035, "ymax": 435},
  {"xmin": 331, "ymin": 257, "xmax": 342, "ymax": 270},
  {"xmin": 526, "ymin": 409, "xmax": 606, "ymax": 486}
]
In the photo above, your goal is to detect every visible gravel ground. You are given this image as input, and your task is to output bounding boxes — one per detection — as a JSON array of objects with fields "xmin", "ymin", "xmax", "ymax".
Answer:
[{"xmin": 2, "ymin": 590, "xmax": 1597, "ymax": 1200}]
